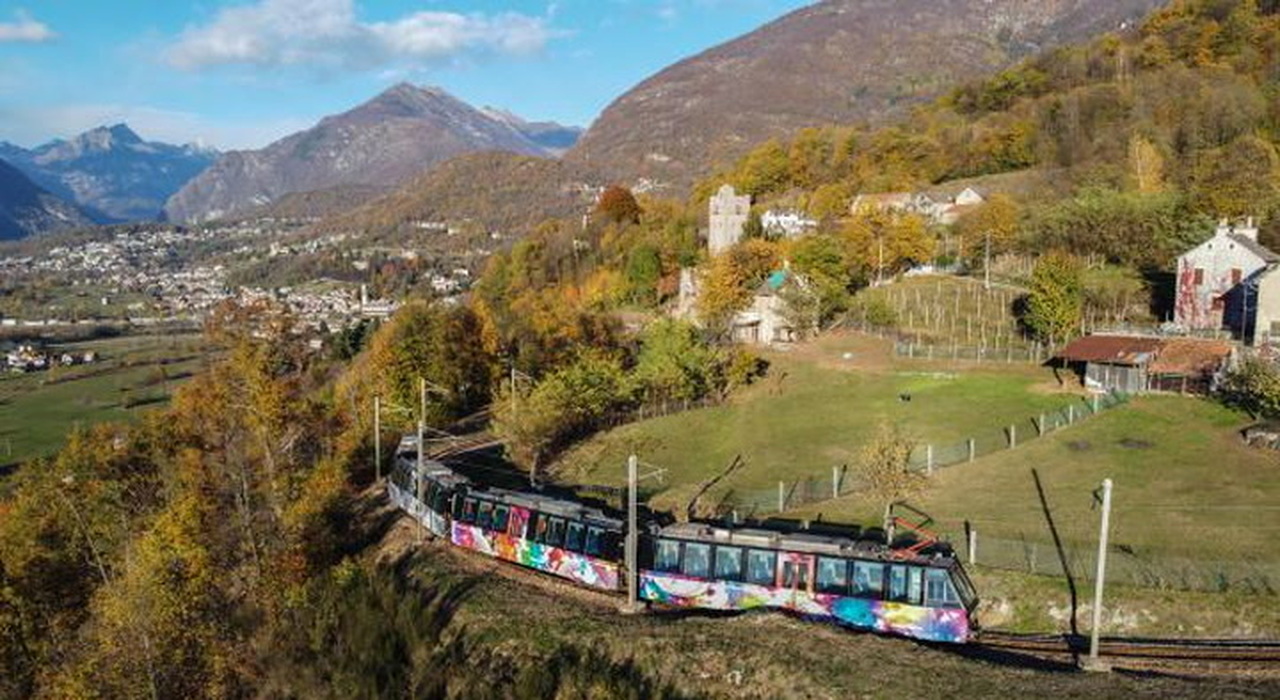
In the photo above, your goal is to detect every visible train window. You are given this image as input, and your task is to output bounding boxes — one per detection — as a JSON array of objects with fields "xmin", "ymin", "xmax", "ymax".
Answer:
[
  {"xmin": 546, "ymin": 517, "xmax": 567, "ymax": 548},
  {"xmin": 714, "ymin": 546, "xmax": 744, "ymax": 581},
  {"xmin": 655, "ymin": 539, "xmax": 681, "ymax": 572},
  {"xmin": 452, "ymin": 493, "xmax": 466, "ymax": 520},
  {"xmin": 531, "ymin": 513, "xmax": 549, "ymax": 543},
  {"xmin": 460, "ymin": 498, "xmax": 478, "ymax": 524},
  {"xmin": 564, "ymin": 521, "xmax": 585, "ymax": 552},
  {"xmin": 851, "ymin": 561, "xmax": 885, "ymax": 599},
  {"xmin": 888, "ymin": 566, "xmax": 924, "ymax": 605},
  {"xmin": 585, "ymin": 526, "xmax": 605, "ymax": 556},
  {"xmin": 492, "ymin": 505, "xmax": 510, "ymax": 534},
  {"xmin": 476, "ymin": 501, "xmax": 494, "ymax": 530},
  {"xmin": 952, "ymin": 567, "xmax": 978, "ymax": 609},
  {"xmin": 430, "ymin": 489, "xmax": 449, "ymax": 514},
  {"xmin": 745, "ymin": 550, "xmax": 778, "ymax": 586},
  {"xmin": 815, "ymin": 557, "xmax": 849, "ymax": 595},
  {"xmin": 681, "ymin": 543, "xmax": 712, "ymax": 578},
  {"xmin": 781, "ymin": 557, "xmax": 810, "ymax": 590},
  {"xmin": 925, "ymin": 569, "xmax": 961, "ymax": 608}
]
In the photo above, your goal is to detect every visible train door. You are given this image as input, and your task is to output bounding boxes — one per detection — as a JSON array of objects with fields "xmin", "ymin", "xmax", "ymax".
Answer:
[{"xmin": 779, "ymin": 552, "xmax": 814, "ymax": 606}]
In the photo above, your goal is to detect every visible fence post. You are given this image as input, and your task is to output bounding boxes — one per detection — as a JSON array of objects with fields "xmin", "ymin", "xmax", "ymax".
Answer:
[
  {"xmin": 1009, "ymin": 425, "xmax": 1017, "ymax": 449},
  {"xmin": 967, "ymin": 438, "xmax": 976, "ymax": 462},
  {"xmin": 969, "ymin": 529, "xmax": 977, "ymax": 566},
  {"xmin": 778, "ymin": 481, "xmax": 785, "ymax": 512},
  {"xmin": 926, "ymin": 445, "xmax": 934, "ymax": 475},
  {"xmin": 1068, "ymin": 404, "xmax": 1075, "ymax": 425},
  {"xmin": 1038, "ymin": 413, "xmax": 1045, "ymax": 436},
  {"xmin": 1092, "ymin": 395, "xmax": 1100, "ymax": 414},
  {"xmin": 832, "ymin": 465, "xmax": 840, "ymax": 498}
]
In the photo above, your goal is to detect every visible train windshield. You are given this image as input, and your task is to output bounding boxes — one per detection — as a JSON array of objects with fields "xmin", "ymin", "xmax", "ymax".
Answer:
[{"xmin": 950, "ymin": 564, "xmax": 979, "ymax": 610}]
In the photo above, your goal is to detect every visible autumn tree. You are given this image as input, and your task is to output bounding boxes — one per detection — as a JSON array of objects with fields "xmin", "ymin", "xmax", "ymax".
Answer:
[
  {"xmin": 632, "ymin": 319, "xmax": 726, "ymax": 403},
  {"xmin": 855, "ymin": 423, "xmax": 926, "ymax": 534},
  {"xmin": 696, "ymin": 239, "xmax": 782, "ymax": 331},
  {"xmin": 1024, "ymin": 251, "xmax": 1084, "ymax": 344},
  {"xmin": 595, "ymin": 185, "xmax": 642, "ymax": 225},
  {"xmin": 840, "ymin": 208, "xmax": 934, "ymax": 281},
  {"xmin": 953, "ymin": 193, "xmax": 1021, "ymax": 262}
]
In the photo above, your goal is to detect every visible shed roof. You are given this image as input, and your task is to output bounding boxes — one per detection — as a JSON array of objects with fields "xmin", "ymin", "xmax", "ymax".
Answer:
[
  {"xmin": 1055, "ymin": 335, "xmax": 1164, "ymax": 365},
  {"xmin": 1149, "ymin": 338, "xmax": 1234, "ymax": 376}
]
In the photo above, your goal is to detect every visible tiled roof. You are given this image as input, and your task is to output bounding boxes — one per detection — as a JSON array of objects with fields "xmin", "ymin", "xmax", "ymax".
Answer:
[
  {"xmin": 1055, "ymin": 335, "xmax": 1164, "ymax": 365},
  {"xmin": 1149, "ymin": 338, "xmax": 1234, "ymax": 375}
]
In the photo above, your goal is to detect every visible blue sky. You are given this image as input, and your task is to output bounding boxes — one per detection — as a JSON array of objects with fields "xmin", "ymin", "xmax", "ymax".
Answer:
[{"xmin": 0, "ymin": 1, "xmax": 811, "ymax": 150}]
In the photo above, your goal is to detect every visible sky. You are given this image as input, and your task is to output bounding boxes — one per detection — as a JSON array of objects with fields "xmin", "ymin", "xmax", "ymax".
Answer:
[{"xmin": 0, "ymin": 0, "xmax": 812, "ymax": 150}]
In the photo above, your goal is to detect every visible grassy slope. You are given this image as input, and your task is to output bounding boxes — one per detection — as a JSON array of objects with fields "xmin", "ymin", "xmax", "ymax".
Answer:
[
  {"xmin": 560, "ymin": 333, "xmax": 1091, "ymax": 512},
  {"xmin": 0, "ymin": 334, "xmax": 206, "ymax": 466}
]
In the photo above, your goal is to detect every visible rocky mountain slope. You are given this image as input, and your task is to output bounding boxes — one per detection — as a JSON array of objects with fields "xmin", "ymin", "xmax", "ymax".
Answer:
[
  {"xmin": 0, "ymin": 158, "xmax": 95, "ymax": 240},
  {"xmin": 564, "ymin": 0, "xmax": 1167, "ymax": 190},
  {"xmin": 0, "ymin": 124, "xmax": 217, "ymax": 223},
  {"xmin": 164, "ymin": 84, "xmax": 581, "ymax": 223}
]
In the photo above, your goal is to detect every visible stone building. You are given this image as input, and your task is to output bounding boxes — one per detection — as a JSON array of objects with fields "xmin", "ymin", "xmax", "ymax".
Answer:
[
  {"xmin": 730, "ymin": 270, "xmax": 815, "ymax": 345},
  {"xmin": 708, "ymin": 184, "xmax": 751, "ymax": 255},
  {"xmin": 1174, "ymin": 218, "xmax": 1275, "ymax": 340}
]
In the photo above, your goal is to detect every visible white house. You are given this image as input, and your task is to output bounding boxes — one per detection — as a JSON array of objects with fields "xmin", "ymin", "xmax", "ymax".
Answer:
[
  {"xmin": 761, "ymin": 209, "xmax": 817, "ymax": 239},
  {"xmin": 1174, "ymin": 218, "xmax": 1275, "ymax": 339}
]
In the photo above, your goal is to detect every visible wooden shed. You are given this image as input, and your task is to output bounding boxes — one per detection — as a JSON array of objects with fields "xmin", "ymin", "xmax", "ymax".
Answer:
[{"xmin": 1055, "ymin": 335, "xmax": 1164, "ymax": 394}]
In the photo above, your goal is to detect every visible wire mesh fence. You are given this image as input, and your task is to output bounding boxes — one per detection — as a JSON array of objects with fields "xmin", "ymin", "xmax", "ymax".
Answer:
[{"xmin": 969, "ymin": 534, "xmax": 1279, "ymax": 594}]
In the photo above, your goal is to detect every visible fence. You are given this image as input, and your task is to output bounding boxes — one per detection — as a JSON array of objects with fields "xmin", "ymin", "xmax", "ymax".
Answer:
[
  {"xmin": 892, "ymin": 339, "xmax": 1051, "ymax": 365},
  {"xmin": 969, "ymin": 533, "xmax": 1279, "ymax": 594}
]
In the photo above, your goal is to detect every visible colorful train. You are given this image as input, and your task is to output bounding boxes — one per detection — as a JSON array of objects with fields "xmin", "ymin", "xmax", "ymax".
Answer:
[{"xmin": 388, "ymin": 436, "xmax": 979, "ymax": 644}]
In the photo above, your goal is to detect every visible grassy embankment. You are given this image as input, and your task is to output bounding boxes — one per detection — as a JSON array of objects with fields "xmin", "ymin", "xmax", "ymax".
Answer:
[
  {"xmin": 0, "ymin": 333, "xmax": 207, "ymax": 468},
  {"xmin": 554, "ymin": 331, "xmax": 1280, "ymax": 636}
]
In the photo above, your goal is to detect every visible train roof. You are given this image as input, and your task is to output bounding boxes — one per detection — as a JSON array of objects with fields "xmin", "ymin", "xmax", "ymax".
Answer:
[{"xmin": 655, "ymin": 522, "xmax": 957, "ymax": 567}]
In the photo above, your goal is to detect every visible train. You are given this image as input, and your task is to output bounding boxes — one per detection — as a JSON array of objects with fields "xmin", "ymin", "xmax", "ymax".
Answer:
[{"xmin": 387, "ymin": 435, "xmax": 978, "ymax": 644}]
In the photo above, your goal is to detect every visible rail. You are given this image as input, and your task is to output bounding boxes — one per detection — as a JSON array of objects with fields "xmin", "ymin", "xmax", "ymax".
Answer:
[{"xmin": 977, "ymin": 630, "xmax": 1280, "ymax": 663}]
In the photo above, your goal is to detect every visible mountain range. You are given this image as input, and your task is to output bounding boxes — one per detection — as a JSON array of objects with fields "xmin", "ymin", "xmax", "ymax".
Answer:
[
  {"xmin": 163, "ymin": 84, "xmax": 583, "ymax": 224},
  {"xmin": 0, "ymin": 124, "xmax": 217, "ymax": 223},
  {"xmin": 563, "ymin": 0, "xmax": 1167, "ymax": 189},
  {"xmin": 0, "ymin": 158, "xmax": 95, "ymax": 241}
]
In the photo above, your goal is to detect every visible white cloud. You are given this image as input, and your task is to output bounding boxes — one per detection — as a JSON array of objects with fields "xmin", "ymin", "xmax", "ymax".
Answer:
[
  {"xmin": 166, "ymin": 0, "xmax": 556, "ymax": 71},
  {"xmin": 0, "ymin": 103, "xmax": 312, "ymax": 151},
  {"xmin": 0, "ymin": 10, "xmax": 55, "ymax": 43}
]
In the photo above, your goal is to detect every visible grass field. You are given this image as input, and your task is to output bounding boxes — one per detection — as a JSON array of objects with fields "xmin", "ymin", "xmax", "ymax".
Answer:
[
  {"xmin": 558, "ymin": 333, "xmax": 1090, "ymax": 512},
  {"xmin": 0, "ymin": 333, "xmax": 208, "ymax": 468},
  {"xmin": 556, "ymin": 332, "xmax": 1279, "ymax": 573}
]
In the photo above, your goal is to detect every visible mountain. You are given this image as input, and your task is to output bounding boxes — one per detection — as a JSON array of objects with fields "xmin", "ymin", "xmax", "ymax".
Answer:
[
  {"xmin": 0, "ymin": 124, "xmax": 217, "ymax": 223},
  {"xmin": 481, "ymin": 108, "xmax": 584, "ymax": 156},
  {"xmin": 164, "ymin": 84, "xmax": 580, "ymax": 224},
  {"xmin": 564, "ymin": 0, "xmax": 1167, "ymax": 190},
  {"xmin": 0, "ymin": 158, "xmax": 95, "ymax": 241},
  {"xmin": 315, "ymin": 151, "xmax": 594, "ymax": 243}
]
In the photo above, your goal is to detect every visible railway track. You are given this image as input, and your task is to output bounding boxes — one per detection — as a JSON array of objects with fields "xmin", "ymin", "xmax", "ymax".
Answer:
[{"xmin": 978, "ymin": 631, "xmax": 1280, "ymax": 664}]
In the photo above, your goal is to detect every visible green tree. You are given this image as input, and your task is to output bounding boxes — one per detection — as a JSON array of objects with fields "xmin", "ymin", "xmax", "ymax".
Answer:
[
  {"xmin": 1220, "ymin": 356, "xmax": 1280, "ymax": 419},
  {"xmin": 633, "ymin": 319, "xmax": 725, "ymax": 403},
  {"xmin": 1025, "ymin": 252, "xmax": 1084, "ymax": 344}
]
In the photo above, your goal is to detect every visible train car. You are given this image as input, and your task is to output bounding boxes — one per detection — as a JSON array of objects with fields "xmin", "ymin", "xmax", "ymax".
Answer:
[
  {"xmin": 387, "ymin": 436, "xmax": 624, "ymax": 592},
  {"xmin": 388, "ymin": 435, "xmax": 467, "ymax": 538},
  {"xmin": 638, "ymin": 522, "xmax": 978, "ymax": 643},
  {"xmin": 449, "ymin": 487, "xmax": 624, "ymax": 592}
]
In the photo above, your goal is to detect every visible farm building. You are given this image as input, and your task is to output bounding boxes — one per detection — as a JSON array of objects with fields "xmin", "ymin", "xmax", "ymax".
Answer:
[
  {"xmin": 1174, "ymin": 218, "xmax": 1276, "ymax": 340},
  {"xmin": 1055, "ymin": 335, "xmax": 1236, "ymax": 396},
  {"xmin": 1055, "ymin": 335, "xmax": 1163, "ymax": 394},
  {"xmin": 731, "ymin": 270, "xmax": 815, "ymax": 346}
]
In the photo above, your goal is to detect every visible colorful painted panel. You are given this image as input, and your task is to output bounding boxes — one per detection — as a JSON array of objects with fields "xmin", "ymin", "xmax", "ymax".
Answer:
[
  {"xmin": 640, "ymin": 572, "xmax": 969, "ymax": 644},
  {"xmin": 452, "ymin": 522, "xmax": 620, "ymax": 591}
]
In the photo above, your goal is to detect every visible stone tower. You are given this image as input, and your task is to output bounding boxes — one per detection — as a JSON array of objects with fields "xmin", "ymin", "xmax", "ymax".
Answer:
[{"xmin": 709, "ymin": 184, "xmax": 751, "ymax": 255}]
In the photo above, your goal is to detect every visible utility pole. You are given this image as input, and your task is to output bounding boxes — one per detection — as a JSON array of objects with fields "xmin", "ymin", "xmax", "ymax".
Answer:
[
  {"xmin": 984, "ymin": 232, "xmax": 992, "ymax": 291},
  {"xmin": 419, "ymin": 376, "xmax": 427, "ymax": 427},
  {"xmin": 511, "ymin": 362, "xmax": 517, "ymax": 419},
  {"xmin": 624, "ymin": 454, "xmax": 640, "ymax": 613},
  {"xmin": 373, "ymin": 394, "xmax": 382, "ymax": 483},
  {"xmin": 1084, "ymin": 478, "xmax": 1113, "ymax": 672},
  {"xmin": 416, "ymin": 421, "xmax": 426, "ymax": 543},
  {"xmin": 877, "ymin": 236, "xmax": 885, "ymax": 287}
]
